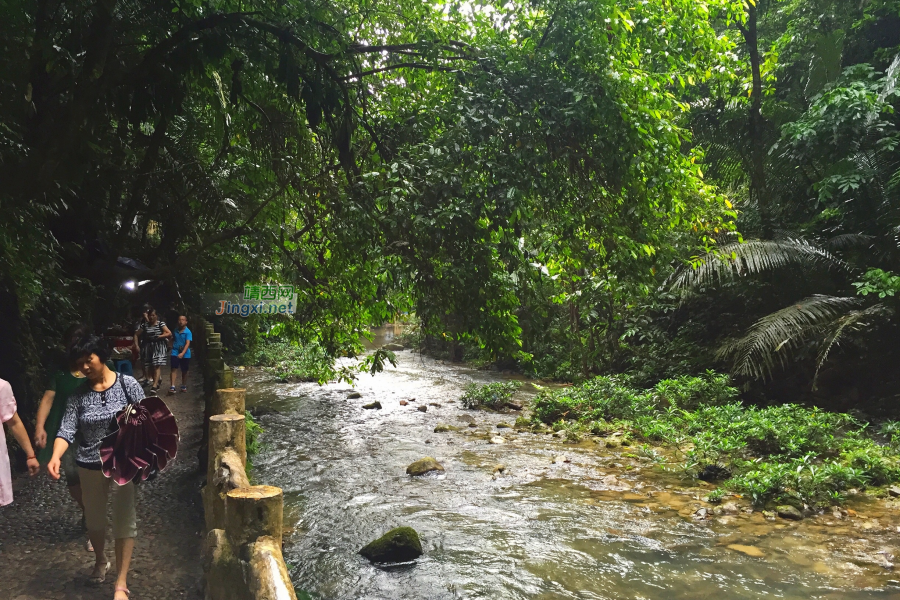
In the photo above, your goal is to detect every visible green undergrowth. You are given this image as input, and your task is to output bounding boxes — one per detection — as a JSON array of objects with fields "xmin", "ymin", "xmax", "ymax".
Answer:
[
  {"xmin": 461, "ymin": 382, "xmax": 520, "ymax": 410},
  {"xmin": 244, "ymin": 410, "xmax": 263, "ymax": 476},
  {"xmin": 244, "ymin": 340, "xmax": 337, "ymax": 383},
  {"xmin": 530, "ymin": 371, "xmax": 900, "ymax": 508}
]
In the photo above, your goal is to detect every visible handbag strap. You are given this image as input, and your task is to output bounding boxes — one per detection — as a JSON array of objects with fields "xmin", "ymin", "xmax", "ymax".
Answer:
[{"xmin": 119, "ymin": 375, "xmax": 135, "ymax": 405}]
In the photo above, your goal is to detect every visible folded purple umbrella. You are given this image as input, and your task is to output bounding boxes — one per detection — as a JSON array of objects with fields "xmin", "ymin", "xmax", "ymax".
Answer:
[{"xmin": 99, "ymin": 395, "xmax": 179, "ymax": 485}]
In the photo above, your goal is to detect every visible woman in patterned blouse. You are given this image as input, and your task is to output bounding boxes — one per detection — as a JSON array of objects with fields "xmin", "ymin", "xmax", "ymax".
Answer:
[{"xmin": 48, "ymin": 336, "xmax": 144, "ymax": 600}]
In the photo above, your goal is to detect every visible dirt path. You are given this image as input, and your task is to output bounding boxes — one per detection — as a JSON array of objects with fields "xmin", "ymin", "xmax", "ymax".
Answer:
[{"xmin": 0, "ymin": 373, "xmax": 205, "ymax": 600}]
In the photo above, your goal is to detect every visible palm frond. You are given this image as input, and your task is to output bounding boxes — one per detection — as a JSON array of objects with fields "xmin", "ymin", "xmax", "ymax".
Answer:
[
  {"xmin": 670, "ymin": 238, "xmax": 847, "ymax": 290},
  {"xmin": 825, "ymin": 233, "xmax": 875, "ymax": 251},
  {"xmin": 717, "ymin": 295, "xmax": 864, "ymax": 381},
  {"xmin": 812, "ymin": 303, "xmax": 894, "ymax": 389}
]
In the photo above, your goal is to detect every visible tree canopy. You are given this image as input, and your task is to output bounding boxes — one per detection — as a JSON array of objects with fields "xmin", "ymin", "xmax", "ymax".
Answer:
[{"xmin": 1, "ymin": 0, "xmax": 898, "ymax": 409}]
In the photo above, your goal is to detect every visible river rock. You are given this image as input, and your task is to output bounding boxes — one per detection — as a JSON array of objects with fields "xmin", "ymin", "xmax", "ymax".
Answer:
[
  {"xmin": 429, "ymin": 402, "xmax": 441, "ymax": 407},
  {"xmin": 434, "ymin": 423, "xmax": 459, "ymax": 433},
  {"xmin": 716, "ymin": 501, "xmax": 741, "ymax": 516},
  {"xmin": 363, "ymin": 401, "xmax": 382, "ymax": 409},
  {"xmin": 457, "ymin": 414, "xmax": 476, "ymax": 424},
  {"xmin": 347, "ymin": 392, "xmax": 362, "ymax": 399},
  {"xmin": 504, "ymin": 401, "xmax": 523, "ymax": 411},
  {"xmin": 553, "ymin": 430, "xmax": 567, "ymax": 438},
  {"xmin": 417, "ymin": 405, "xmax": 427, "ymax": 413},
  {"xmin": 383, "ymin": 343, "xmax": 405, "ymax": 351},
  {"xmin": 602, "ymin": 474, "xmax": 619, "ymax": 486},
  {"xmin": 497, "ymin": 422, "xmax": 512, "ymax": 429},
  {"xmin": 776, "ymin": 505, "xmax": 803, "ymax": 520},
  {"xmin": 406, "ymin": 457, "xmax": 444, "ymax": 476},
  {"xmin": 493, "ymin": 464, "xmax": 506, "ymax": 473},
  {"xmin": 399, "ymin": 400, "xmax": 408, "ymax": 406},
  {"xmin": 605, "ymin": 438, "xmax": 620, "ymax": 448},
  {"xmin": 489, "ymin": 436, "xmax": 506, "ymax": 444},
  {"xmin": 359, "ymin": 527, "xmax": 422, "ymax": 563},
  {"xmin": 468, "ymin": 423, "xmax": 477, "ymax": 428},
  {"xmin": 889, "ymin": 486, "xmax": 900, "ymax": 498}
]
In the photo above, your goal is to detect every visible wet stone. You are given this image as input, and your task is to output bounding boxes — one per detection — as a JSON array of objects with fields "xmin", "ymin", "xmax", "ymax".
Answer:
[
  {"xmin": 406, "ymin": 457, "xmax": 444, "ymax": 476},
  {"xmin": 777, "ymin": 505, "xmax": 804, "ymax": 521},
  {"xmin": 417, "ymin": 405, "xmax": 428, "ymax": 413},
  {"xmin": 362, "ymin": 401, "xmax": 382, "ymax": 409}
]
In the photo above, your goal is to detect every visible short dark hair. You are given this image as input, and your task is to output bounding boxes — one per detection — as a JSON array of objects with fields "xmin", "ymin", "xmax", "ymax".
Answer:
[{"xmin": 69, "ymin": 335, "xmax": 112, "ymax": 364}]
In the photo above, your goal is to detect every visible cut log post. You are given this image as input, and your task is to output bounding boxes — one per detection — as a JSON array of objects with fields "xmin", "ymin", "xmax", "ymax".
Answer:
[
  {"xmin": 208, "ymin": 414, "xmax": 246, "ymax": 483},
  {"xmin": 247, "ymin": 536, "xmax": 298, "ymax": 600},
  {"xmin": 203, "ymin": 447, "xmax": 251, "ymax": 532},
  {"xmin": 226, "ymin": 486, "xmax": 284, "ymax": 550},
  {"xmin": 213, "ymin": 388, "xmax": 246, "ymax": 416}
]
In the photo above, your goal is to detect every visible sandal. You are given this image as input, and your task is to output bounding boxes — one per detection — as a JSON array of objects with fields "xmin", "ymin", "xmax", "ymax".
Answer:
[
  {"xmin": 115, "ymin": 586, "xmax": 131, "ymax": 598},
  {"xmin": 90, "ymin": 560, "xmax": 110, "ymax": 583},
  {"xmin": 180, "ymin": 385, "xmax": 187, "ymax": 393},
  {"xmin": 168, "ymin": 386, "xmax": 176, "ymax": 395}
]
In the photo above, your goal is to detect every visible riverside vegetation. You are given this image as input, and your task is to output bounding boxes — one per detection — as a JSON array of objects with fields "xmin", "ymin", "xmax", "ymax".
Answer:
[{"xmin": 522, "ymin": 373, "xmax": 900, "ymax": 509}]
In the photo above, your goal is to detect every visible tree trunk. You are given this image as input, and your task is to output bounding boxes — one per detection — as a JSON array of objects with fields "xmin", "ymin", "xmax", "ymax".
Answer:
[{"xmin": 742, "ymin": 4, "xmax": 772, "ymax": 238}]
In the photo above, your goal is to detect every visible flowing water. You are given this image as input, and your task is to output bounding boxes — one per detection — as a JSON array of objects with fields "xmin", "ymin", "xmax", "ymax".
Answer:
[{"xmin": 240, "ymin": 327, "xmax": 900, "ymax": 599}]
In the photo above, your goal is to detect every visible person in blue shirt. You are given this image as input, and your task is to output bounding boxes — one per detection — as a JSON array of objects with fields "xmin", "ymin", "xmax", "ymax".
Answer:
[{"xmin": 168, "ymin": 315, "xmax": 192, "ymax": 394}]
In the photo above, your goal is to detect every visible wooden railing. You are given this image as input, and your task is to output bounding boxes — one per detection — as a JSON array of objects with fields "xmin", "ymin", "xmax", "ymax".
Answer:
[{"xmin": 194, "ymin": 318, "xmax": 297, "ymax": 600}]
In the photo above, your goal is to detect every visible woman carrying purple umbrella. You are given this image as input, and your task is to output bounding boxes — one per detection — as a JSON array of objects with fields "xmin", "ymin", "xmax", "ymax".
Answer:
[{"xmin": 47, "ymin": 336, "xmax": 142, "ymax": 600}]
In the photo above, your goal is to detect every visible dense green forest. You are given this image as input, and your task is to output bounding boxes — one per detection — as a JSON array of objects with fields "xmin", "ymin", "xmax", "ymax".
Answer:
[{"xmin": 1, "ymin": 0, "xmax": 899, "ymax": 416}]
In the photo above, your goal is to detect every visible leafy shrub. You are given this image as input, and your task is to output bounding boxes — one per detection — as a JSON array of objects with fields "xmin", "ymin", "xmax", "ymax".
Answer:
[
  {"xmin": 706, "ymin": 488, "xmax": 726, "ymax": 503},
  {"xmin": 530, "ymin": 375, "xmax": 657, "ymax": 424},
  {"xmin": 460, "ymin": 382, "xmax": 520, "ymax": 410},
  {"xmin": 245, "ymin": 340, "xmax": 337, "ymax": 383},
  {"xmin": 244, "ymin": 410, "xmax": 264, "ymax": 473},
  {"xmin": 651, "ymin": 370, "xmax": 738, "ymax": 410}
]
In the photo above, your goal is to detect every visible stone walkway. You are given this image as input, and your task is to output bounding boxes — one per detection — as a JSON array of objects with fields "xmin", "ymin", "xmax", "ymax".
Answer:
[{"xmin": 0, "ymin": 374, "xmax": 205, "ymax": 600}]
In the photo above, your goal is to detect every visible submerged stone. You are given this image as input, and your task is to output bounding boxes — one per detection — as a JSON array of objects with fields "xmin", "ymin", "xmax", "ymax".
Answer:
[
  {"xmin": 382, "ymin": 343, "xmax": 405, "ymax": 351},
  {"xmin": 434, "ymin": 423, "xmax": 459, "ymax": 433},
  {"xmin": 359, "ymin": 527, "xmax": 423, "ymax": 563},
  {"xmin": 362, "ymin": 401, "xmax": 382, "ymax": 409},
  {"xmin": 347, "ymin": 391, "xmax": 362, "ymax": 399},
  {"xmin": 417, "ymin": 405, "xmax": 428, "ymax": 413},
  {"xmin": 406, "ymin": 457, "xmax": 444, "ymax": 476},
  {"xmin": 727, "ymin": 544, "xmax": 765, "ymax": 558}
]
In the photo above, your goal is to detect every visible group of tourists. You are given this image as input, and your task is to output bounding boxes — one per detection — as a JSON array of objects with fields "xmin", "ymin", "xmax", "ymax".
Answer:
[
  {"xmin": 0, "ymin": 309, "xmax": 193, "ymax": 600},
  {"xmin": 133, "ymin": 306, "xmax": 193, "ymax": 395}
]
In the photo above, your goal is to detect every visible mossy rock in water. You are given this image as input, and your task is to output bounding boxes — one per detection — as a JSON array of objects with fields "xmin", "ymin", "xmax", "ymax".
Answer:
[
  {"xmin": 776, "ymin": 505, "xmax": 803, "ymax": 520},
  {"xmin": 406, "ymin": 457, "xmax": 444, "ymax": 476},
  {"xmin": 359, "ymin": 526, "xmax": 423, "ymax": 563},
  {"xmin": 363, "ymin": 401, "xmax": 382, "ymax": 409},
  {"xmin": 434, "ymin": 423, "xmax": 459, "ymax": 433}
]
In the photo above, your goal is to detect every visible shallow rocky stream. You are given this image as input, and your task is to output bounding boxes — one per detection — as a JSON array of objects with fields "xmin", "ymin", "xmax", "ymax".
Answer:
[{"xmin": 239, "ymin": 332, "xmax": 900, "ymax": 599}]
